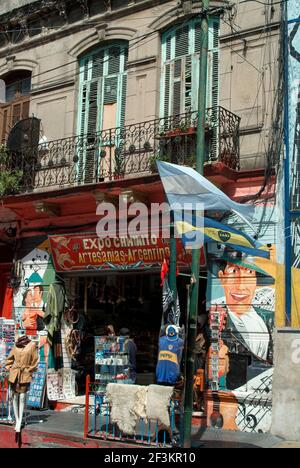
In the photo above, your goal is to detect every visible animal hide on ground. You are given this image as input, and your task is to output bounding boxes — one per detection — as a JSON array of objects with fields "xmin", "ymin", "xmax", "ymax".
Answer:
[{"xmin": 146, "ymin": 385, "xmax": 174, "ymax": 428}]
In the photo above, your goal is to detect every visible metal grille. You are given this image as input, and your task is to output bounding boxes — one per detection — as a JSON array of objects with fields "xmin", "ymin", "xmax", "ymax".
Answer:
[
  {"xmin": 8, "ymin": 107, "xmax": 241, "ymax": 192},
  {"xmin": 84, "ymin": 378, "xmax": 181, "ymax": 448}
]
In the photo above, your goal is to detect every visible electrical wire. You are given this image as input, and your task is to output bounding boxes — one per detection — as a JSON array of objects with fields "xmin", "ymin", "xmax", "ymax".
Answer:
[
  {"xmin": 1, "ymin": 5, "xmax": 272, "ymax": 91},
  {"xmin": 239, "ymin": 0, "xmax": 287, "ymax": 4},
  {"xmin": 0, "ymin": 3, "xmax": 284, "ymax": 187}
]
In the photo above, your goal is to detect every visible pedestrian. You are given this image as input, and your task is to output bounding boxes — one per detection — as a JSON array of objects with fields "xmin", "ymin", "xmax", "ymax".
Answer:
[
  {"xmin": 105, "ymin": 324, "xmax": 116, "ymax": 336},
  {"xmin": 119, "ymin": 328, "xmax": 137, "ymax": 383}
]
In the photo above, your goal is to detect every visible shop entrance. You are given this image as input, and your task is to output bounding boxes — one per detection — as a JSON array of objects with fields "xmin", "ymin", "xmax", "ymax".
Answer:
[{"xmin": 65, "ymin": 271, "xmax": 205, "ymax": 393}]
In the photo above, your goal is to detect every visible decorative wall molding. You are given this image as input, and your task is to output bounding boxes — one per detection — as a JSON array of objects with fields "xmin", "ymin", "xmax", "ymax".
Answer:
[
  {"xmin": 149, "ymin": 1, "xmax": 223, "ymax": 32},
  {"xmin": 68, "ymin": 25, "xmax": 137, "ymax": 58},
  {"xmin": 0, "ymin": 57, "xmax": 38, "ymax": 77},
  {"xmin": 31, "ymin": 78, "xmax": 75, "ymax": 95}
]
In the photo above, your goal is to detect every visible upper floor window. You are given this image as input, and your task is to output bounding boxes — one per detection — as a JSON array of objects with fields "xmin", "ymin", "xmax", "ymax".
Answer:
[
  {"xmin": 160, "ymin": 18, "xmax": 220, "ymax": 119},
  {"xmin": 0, "ymin": 71, "xmax": 31, "ymax": 144},
  {"xmin": 77, "ymin": 42, "xmax": 128, "ymax": 136},
  {"xmin": 5, "ymin": 76, "xmax": 31, "ymax": 103}
]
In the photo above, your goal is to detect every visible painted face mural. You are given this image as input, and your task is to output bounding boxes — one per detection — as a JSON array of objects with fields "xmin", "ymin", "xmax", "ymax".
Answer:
[
  {"xmin": 13, "ymin": 240, "xmax": 56, "ymax": 364},
  {"xmin": 218, "ymin": 263, "xmax": 257, "ymax": 316},
  {"xmin": 21, "ymin": 285, "xmax": 45, "ymax": 335},
  {"xmin": 14, "ymin": 244, "xmax": 51, "ymax": 329}
]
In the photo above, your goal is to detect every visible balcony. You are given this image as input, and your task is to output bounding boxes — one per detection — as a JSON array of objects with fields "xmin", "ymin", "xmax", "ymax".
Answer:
[{"xmin": 8, "ymin": 106, "xmax": 240, "ymax": 193}]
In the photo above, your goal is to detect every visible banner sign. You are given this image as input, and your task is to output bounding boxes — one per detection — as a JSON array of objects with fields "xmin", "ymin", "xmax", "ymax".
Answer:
[{"xmin": 49, "ymin": 234, "xmax": 206, "ymax": 273}]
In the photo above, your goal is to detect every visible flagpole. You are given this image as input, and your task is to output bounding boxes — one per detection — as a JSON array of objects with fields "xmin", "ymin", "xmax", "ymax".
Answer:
[
  {"xmin": 183, "ymin": 0, "xmax": 210, "ymax": 448},
  {"xmin": 169, "ymin": 211, "xmax": 177, "ymax": 302}
]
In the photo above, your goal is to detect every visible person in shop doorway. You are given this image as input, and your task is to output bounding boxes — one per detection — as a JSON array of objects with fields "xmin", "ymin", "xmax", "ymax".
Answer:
[
  {"xmin": 5, "ymin": 334, "xmax": 38, "ymax": 442},
  {"xmin": 119, "ymin": 328, "xmax": 137, "ymax": 383},
  {"xmin": 105, "ymin": 324, "xmax": 116, "ymax": 337}
]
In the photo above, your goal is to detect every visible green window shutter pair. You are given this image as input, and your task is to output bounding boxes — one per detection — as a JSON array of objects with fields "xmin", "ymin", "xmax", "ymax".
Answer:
[
  {"xmin": 76, "ymin": 44, "xmax": 128, "ymax": 182},
  {"xmin": 160, "ymin": 18, "xmax": 220, "ymax": 119},
  {"xmin": 77, "ymin": 43, "xmax": 128, "ymax": 137}
]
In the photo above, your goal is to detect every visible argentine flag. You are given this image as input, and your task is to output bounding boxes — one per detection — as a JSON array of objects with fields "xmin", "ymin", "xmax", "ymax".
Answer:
[{"xmin": 157, "ymin": 161, "xmax": 255, "ymax": 228}]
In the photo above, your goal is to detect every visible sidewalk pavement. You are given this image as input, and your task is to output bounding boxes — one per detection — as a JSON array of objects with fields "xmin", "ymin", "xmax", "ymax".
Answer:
[
  {"xmin": 192, "ymin": 426, "xmax": 282, "ymax": 448},
  {"xmin": 1, "ymin": 410, "xmax": 299, "ymax": 448},
  {"xmin": 272, "ymin": 441, "xmax": 300, "ymax": 448}
]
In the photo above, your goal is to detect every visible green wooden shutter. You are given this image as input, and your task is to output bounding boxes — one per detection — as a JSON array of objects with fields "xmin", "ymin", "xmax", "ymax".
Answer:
[
  {"xmin": 87, "ymin": 80, "xmax": 100, "ymax": 134},
  {"xmin": 173, "ymin": 59, "xmax": 182, "ymax": 116},
  {"xmin": 207, "ymin": 19, "xmax": 220, "ymax": 161},
  {"xmin": 161, "ymin": 19, "xmax": 220, "ymax": 119},
  {"xmin": 207, "ymin": 19, "xmax": 220, "ymax": 111},
  {"xmin": 175, "ymin": 25, "xmax": 189, "ymax": 58},
  {"xmin": 119, "ymin": 74, "xmax": 127, "ymax": 130}
]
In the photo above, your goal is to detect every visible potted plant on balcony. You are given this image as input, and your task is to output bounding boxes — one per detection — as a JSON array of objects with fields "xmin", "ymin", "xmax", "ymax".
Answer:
[
  {"xmin": 160, "ymin": 117, "xmax": 198, "ymax": 139},
  {"xmin": 113, "ymin": 147, "xmax": 125, "ymax": 180},
  {"xmin": 149, "ymin": 153, "xmax": 170, "ymax": 173},
  {"xmin": 0, "ymin": 145, "xmax": 23, "ymax": 197}
]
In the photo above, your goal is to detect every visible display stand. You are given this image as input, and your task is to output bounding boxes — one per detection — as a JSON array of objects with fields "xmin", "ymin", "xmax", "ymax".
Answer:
[
  {"xmin": 27, "ymin": 362, "xmax": 47, "ymax": 409},
  {"xmin": 0, "ymin": 319, "xmax": 15, "ymax": 424},
  {"xmin": 94, "ymin": 336, "xmax": 133, "ymax": 393},
  {"xmin": 0, "ymin": 319, "xmax": 16, "ymax": 374}
]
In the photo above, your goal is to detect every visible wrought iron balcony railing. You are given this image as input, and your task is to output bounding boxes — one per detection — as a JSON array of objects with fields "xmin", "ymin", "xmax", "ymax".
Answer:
[{"xmin": 9, "ymin": 106, "xmax": 240, "ymax": 193}]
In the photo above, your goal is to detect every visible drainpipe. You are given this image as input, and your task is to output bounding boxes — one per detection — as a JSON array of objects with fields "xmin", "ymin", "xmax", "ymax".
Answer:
[{"xmin": 283, "ymin": 1, "xmax": 292, "ymax": 326}]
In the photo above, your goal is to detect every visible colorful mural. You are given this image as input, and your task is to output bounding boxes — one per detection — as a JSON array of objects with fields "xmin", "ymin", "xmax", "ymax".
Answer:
[
  {"xmin": 13, "ymin": 238, "xmax": 56, "ymax": 360},
  {"xmin": 206, "ymin": 205, "xmax": 276, "ymax": 432},
  {"xmin": 288, "ymin": 3, "xmax": 300, "ymax": 327}
]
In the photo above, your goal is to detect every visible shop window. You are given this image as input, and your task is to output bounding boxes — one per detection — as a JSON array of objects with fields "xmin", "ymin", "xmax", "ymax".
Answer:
[
  {"xmin": 0, "ymin": 71, "xmax": 31, "ymax": 144},
  {"xmin": 160, "ymin": 18, "xmax": 220, "ymax": 118}
]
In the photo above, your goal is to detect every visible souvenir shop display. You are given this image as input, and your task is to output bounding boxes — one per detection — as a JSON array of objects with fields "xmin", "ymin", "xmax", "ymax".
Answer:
[
  {"xmin": 94, "ymin": 336, "xmax": 133, "ymax": 392},
  {"xmin": 0, "ymin": 320, "xmax": 16, "ymax": 424},
  {"xmin": 6, "ymin": 335, "xmax": 39, "ymax": 435},
  {"xmin": 47, "ymin": 371, "xmax": 64, "ymax": 401},
  {"xmin": 0, "ymin": 319, "xmax": 16, "ymax": 375}
]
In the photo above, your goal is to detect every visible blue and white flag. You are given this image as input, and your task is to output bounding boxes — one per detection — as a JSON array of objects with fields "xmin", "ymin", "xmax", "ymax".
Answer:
[
  {"xmin": 174, "ymin": 212, "xmax": 270, "ymax": 259},
  {"xmin": 157, "ymin": 161, "xmax": 255, "ymax": 227}
]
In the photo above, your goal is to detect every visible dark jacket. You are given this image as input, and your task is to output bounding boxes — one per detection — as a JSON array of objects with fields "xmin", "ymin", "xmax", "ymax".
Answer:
[{"xmin": 125, "ymin": 339, "xmax": 137, "ymax": 383}]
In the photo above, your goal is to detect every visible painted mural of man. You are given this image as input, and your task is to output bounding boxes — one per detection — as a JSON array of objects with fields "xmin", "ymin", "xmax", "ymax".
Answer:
[
  {"xmin": 22, "ymin": 286, "xmax": 45, "ymax": 335},
  {"xmin": 33, "ymin": 285, "xmax": 44, "ymax": 309},
  {"xmin": 218, "ymin": 257, "xmax": 272, "ymax": 361},
  {"xmin": 211, "ymin": 250, "xmax": 275, "ymax": 391}
]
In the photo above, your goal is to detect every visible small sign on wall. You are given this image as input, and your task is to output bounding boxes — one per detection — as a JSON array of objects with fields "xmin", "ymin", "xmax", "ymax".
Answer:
[{"xmin": 28, "ymin": 362, "xmax": 47, "ymax": 409}]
